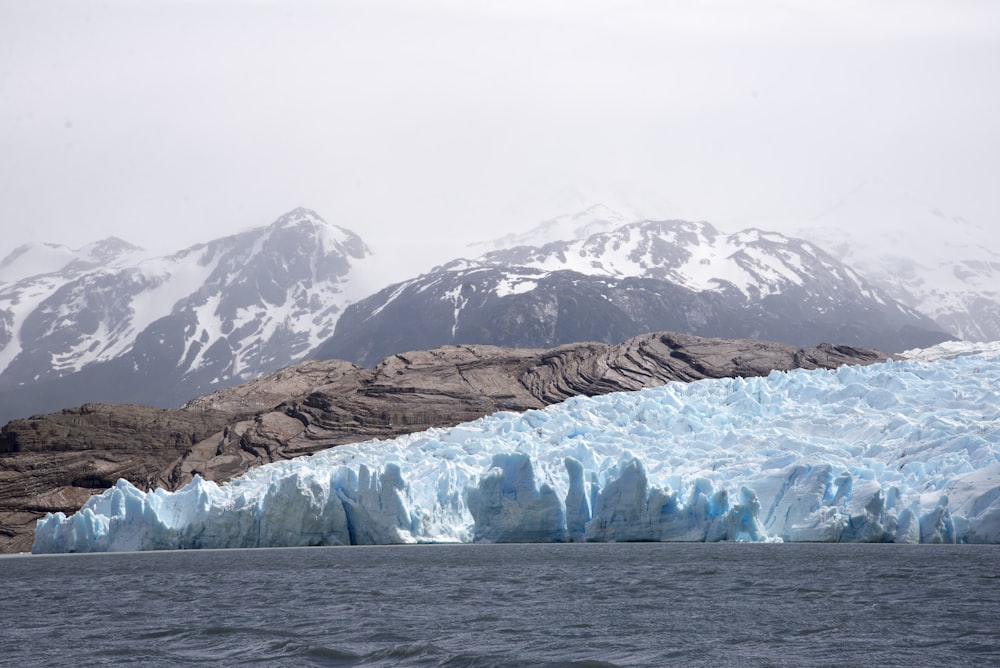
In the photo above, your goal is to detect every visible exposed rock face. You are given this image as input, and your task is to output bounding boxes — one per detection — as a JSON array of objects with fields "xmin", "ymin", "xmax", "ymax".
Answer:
[
  {"xmin": 0, "ymin": 404, "xmax": 239, "ymax": 553},
  {"xmin": 0, "ymin": 332, "xmax": 892, "ymax": 552}
]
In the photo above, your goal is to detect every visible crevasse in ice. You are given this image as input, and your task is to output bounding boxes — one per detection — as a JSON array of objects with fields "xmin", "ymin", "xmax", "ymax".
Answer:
[{"xmin": 32, "ymin": 342, "xmax": 1000, "ymax": 552}]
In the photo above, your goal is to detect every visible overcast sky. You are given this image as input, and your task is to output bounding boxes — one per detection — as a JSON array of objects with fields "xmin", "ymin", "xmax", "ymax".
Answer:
[{"xmin": 2, "ymin": 0, "xmax": 998, "ymax": 272}]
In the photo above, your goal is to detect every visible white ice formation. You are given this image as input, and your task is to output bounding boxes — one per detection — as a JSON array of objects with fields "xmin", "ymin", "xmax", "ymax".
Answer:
[{"xmin": 33, "ymin": 342, "xmax": 1000, "ymax": 552}]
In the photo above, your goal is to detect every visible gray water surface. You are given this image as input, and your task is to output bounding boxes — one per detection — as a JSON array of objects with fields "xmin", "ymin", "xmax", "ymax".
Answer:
[{"xmin": 3, "ymin": 543, "xmax": 998, "ymax": 666}]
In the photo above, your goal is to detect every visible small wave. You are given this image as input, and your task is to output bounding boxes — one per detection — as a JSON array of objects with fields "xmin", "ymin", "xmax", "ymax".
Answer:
[{"xmin": 299, "ymin": 645, "xmax": 365, "ymax": 666}]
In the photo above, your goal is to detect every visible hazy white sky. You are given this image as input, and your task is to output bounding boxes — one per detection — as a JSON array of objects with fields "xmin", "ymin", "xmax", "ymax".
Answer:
[{"xmin": 2, "ymin": 0, "xmax": 999, "ymax": 272}]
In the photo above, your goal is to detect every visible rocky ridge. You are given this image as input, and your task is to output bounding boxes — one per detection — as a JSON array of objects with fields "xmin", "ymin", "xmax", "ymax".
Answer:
[{"xmin": 0, "ymin": 332, "xmax": 891, "ymax": 552}]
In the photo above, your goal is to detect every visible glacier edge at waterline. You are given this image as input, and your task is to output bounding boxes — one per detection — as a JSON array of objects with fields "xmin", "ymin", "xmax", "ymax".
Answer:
[{"xmin": 33, "ymin": 343, "xmax": 1000, "ymax": 552}]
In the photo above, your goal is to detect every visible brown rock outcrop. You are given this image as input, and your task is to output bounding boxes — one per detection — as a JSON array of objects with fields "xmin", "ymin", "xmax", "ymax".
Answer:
[{"xmin": 0, "ymin": 332, "xmax": 892, "ymax": 552}]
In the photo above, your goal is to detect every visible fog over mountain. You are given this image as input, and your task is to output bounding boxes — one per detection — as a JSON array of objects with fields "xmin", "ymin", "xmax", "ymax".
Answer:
[{"xmin": 792, "ymin": 181, "xmax": 1000, "ymax": 342}]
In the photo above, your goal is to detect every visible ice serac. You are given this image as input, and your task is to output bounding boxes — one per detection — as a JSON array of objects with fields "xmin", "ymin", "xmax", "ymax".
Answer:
[{"xmin": 32, "ymin": 343, "xmax": 1000, "ymax": 552}]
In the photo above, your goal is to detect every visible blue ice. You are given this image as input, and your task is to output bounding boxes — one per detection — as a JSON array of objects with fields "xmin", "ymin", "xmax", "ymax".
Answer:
[{"xmin": 33, "ymin": 342, "xmax": 1000, "ymax": 552}]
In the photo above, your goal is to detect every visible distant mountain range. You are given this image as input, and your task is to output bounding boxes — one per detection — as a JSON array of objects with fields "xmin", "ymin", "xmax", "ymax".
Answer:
[
  {"xmin": 3, "ymin": 193, "xmax": 986, "ymax": 423},
  {"xmin": 473, "ymin": 186, "xmax": 1000, "ymax": 344},
  {"xmin": 0, "ymin": 208, "xmax": 368, "ymax": 422},
  {"xmin": 317, "ymin": 218, "xmax": 948, "ymax": 366}
]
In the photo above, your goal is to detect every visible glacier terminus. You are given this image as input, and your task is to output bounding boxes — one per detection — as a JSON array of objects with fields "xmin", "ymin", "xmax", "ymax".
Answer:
[{"xmin": 32, "ymin": 342, "xmax": 1000, "ymax": 552}]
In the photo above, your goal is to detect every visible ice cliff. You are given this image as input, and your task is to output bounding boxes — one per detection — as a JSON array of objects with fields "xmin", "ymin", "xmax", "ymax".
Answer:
[{"xmin": 33, "ymin": 342, "xmax": 1000, "ymax": 552}]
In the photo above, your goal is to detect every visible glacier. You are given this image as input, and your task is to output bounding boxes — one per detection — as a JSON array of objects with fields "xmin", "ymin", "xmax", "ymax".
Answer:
[{"xmin": 33, "ymin": 342, "xmax": 1000, "ymax": 552}]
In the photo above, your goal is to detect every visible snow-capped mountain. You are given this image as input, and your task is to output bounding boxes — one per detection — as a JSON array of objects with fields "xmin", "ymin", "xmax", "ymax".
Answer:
[
  {"xmin": 0, "ymin": 208, "xmax": 369, "ymax": 422},
  {"xmin": 0, "ymin": 238, "xmax": 145, "ymax": 380},
  {"xmin": 316, "ymin": 219, "xmax": 949, "ymax": 367},
  {"xmin": 468, "ymin": 204, "xmax": 641, "ymax": 252},
  {"xmin": 794, "ymin": 181, "xmax": 1000, "ymax": 342}
]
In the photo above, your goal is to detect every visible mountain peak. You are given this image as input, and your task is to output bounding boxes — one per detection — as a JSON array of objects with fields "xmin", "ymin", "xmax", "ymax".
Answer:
[
  {"xmin": 471, "ymin": 203, "xmax": 641, "ymax": 252},
  {"xmin": 265, "ymin": 207, "xmax": 370, "ymax": 260},
  {"xmin": 0, "ymin": 207, "xmax": 378, "ymax": 422},
  {"xmin": 271, "ymin": 207, "xmax": 326, "ymax": 228},
  {"xmin": 320, "ymin": 214, "xmax": 949, "ymax": 367},
  {"xmin": 0, "ymin": 242, "xmax": 78, "ymax": 283},
  {"xmin": 84, "ymin": 236, "xmax": 145, "ymax": 261},
  {"xmin": 568, "ymin": 203, "xmax": 631, "ymax": 223}
]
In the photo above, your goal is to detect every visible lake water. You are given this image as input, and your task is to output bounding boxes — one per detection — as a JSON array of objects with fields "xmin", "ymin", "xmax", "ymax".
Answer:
[{"xmin": 2, "ymin": 543, "xmax": 998, "ymax": 666}]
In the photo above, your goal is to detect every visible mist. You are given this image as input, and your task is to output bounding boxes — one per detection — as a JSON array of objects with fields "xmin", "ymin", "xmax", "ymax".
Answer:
[{"xmin": 2, "ymin": 0, "xmax": 999, "ymax": 282}]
